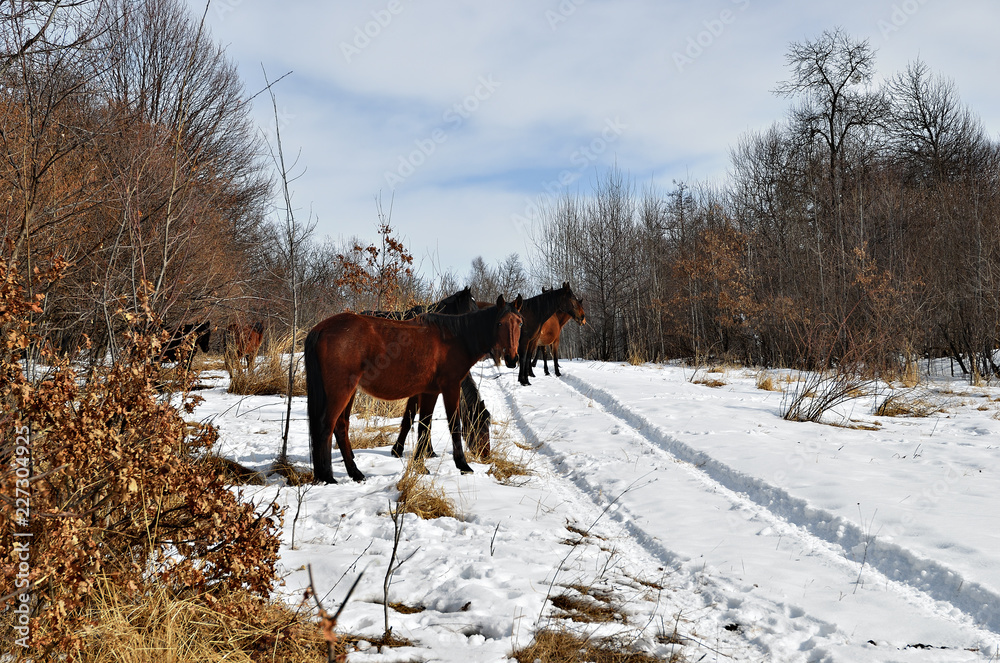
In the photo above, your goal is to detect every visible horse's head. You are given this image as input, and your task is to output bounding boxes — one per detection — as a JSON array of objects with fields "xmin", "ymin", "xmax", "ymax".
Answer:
[
  {"xmin": 494, "ymin": 294, "xmax": 523, "ymax": 363},
  {"xmin": 194, "ymin": 321, "xmax": 212, "ymax": 352},
  {"xmin": 569, "ymin": 294, "xmax": 586, "ymax": 325}
]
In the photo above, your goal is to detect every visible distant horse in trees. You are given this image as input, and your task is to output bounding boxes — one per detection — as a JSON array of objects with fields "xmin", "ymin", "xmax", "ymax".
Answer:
[
  {"xmin": 224, "ymin": 321, "xmax": 265, "ymax": 371},
  {"xmin": 160, "ymin": 322, "xmax": 211, "ymax": 370},
  {"xmin": 530, "ymin": 294, "xmax": 586, "ymax": 377},
  {"xmin": 305, "ymin": 296, "xmax": 523, "ymax": 483},
  {"xmin": 506, "ymin": 282, "xmax": 582, "ymax": 386}
]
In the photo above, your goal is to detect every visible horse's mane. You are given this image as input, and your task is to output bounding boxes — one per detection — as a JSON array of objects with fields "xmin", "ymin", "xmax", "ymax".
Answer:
[
  {"xmin": 421, "ymin": 304, "xmax": 507, "ymax": 358},
  {"xmin": 521, "ymin": 285, "xmax": 572, "ymax": 322},
  {"xmin": 363, "ymin": 287, "xmax": 475, "ymax": 320}
]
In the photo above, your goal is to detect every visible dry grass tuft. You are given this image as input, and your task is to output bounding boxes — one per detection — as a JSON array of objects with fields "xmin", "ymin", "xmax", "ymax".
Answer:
[
  {"xmin": 875, "ymin": 392, "xmax": 942, "ymax": 418},
  {"xmin": 485, "ymin": 416, "xmax": 533, "ymax": 484},
  {"xmin": 626, "ymin": 346, "xmax": 647, "ymax": 366},
  {"xmin": 351, "ymin": 423, "xmax": 397, "ymax": 449},
  {"xmin": 202, "ymin": 455, "xmax": 266, "ymax": 485},
  {"xmin": 550, "ymin": 593, "xmax": 619, "ymax": 624},
  {"xmin": 227, "ymin": 331, "xmax": 306, "ymax": 396},
  {"xmin": 75, "ymin": 581, "xmax": 328, "ymax": 663},
  {"xmin": 395, "ymin": 459, "xmax": 458, "ymax": 520},
  {"xmin": 388, "ymin": 602, "xmax": 426, "ymax": 614},
  {"xmin": 271, "ymin": 460, "xmax": 313, "ymax": 486},
  {"xmin": 693, "ymin": 377, "xmax": 726, "ymax": 388},
  {"xmin": 511, "ymin": 628, "xmax": 680, "ymax": 663},
  {"xmin": 755, "ymin": 372, "xmax": 780, "ymax": 391}
]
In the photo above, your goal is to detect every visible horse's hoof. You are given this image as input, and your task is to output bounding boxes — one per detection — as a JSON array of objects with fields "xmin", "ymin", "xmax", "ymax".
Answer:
[
  {"xmin": 316, "ymin": 476, "xmax": 338, "ymax": 485},
  {"xmin": 459, "ymin": 468, "xmax": 474, "ymax": 475},
  {"xmin": 390, "ymin": 447, "xmax": 403, "ymax": 458},
  {"xmin": 349, "ymin": 472, "xmax": 366, "ymax": 483}
]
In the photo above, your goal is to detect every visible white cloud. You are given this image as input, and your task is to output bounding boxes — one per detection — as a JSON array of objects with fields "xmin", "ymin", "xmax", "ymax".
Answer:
[{"xmin": 193, "ymin": 0, "xmax": 1000, "ymax": 273}]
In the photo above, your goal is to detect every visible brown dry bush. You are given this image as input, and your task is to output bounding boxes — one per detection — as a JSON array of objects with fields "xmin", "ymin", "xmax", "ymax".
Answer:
[{"xmin": 0, "ymin": 265, "xmax": 283, "ymax": 656}]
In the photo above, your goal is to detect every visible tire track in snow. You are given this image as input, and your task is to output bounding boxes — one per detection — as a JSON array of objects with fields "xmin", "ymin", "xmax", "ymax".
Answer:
[
  {"xmin": 559, "ymin": 370, "xmax": 1000, "ymax": 636},
  {"xmin": 494, "ymin": 374, "xmax": 855, "ymax": 660}
]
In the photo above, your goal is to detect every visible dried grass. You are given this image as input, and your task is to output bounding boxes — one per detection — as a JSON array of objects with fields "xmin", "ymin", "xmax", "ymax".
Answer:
[
  {"xmin": 202, "ymin": 455, "xmax": 266, "ymax": 485},
  {"xmin": 351, "ymin": 423, "xmax": 397, "ymax": 450},
  {"xmin": 549, "ymin": 593, "xmax": 619, "ymax": 623},
  {"xmin": 271, "ymin": 460, "xmax": 313, "ymax": 486},
  {"xmin": 511, "ymin": 628, "xmax": 680, "ymax": 663},
  {"xmin": 353, "ymin": 390, "xmax": 408, "ymax": 420},
  {"xmin": 755, "ymin": 372, "xmax": 780, "ymax": 392},
  {"xmin": 693, "ymin": 377, "xmax": 726, "ymax": 388},
  {"xmin": 875, "ymin": 392, "xmax": 942, "ymax": 418},
  {"xmin": 227, "ymin": 331, "xmax": 305, "ymax": 396},
  {"xmin": 485, "ymin": 416, "xmax": 533, "ymax": 484},
  {"xmin": 395, "ymin": 459, "xmax": 458, "ymax": 520},
  {"xmin": 74, "ymin": 581, "xmax": 328, "ymax": 663}
]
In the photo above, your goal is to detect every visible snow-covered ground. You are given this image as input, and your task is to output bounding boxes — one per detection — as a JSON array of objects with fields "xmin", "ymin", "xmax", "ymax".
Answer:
[{"xmin": 195, "ymin": 359, "xmax": 1000, "ymax": 662}]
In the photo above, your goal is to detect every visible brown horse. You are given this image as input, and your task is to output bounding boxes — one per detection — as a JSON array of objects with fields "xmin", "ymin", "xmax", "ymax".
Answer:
[
  {"xmin": 507, "ymin": 282, "xmax": 581, "ymax": 386},
  {"xmin": 224, "ymin": 321, "xmax": 264, "ymax": 371},
  {"xmin": 361, "ymin": 288, "xmax": 493, "ymax": 460},
  {"xmin": 530, "ymin": 296, "xmax": 587, "ymax": 377},
  {"xmin": 305, "ymin": 296, "xmax": 523, "ymax": 483},
  {"xmin": 160, "ymin": 322, "xmax": 211, "ymax": 370}
]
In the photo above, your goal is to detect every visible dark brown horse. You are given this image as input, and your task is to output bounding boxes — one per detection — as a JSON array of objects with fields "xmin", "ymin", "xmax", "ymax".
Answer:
[
  {"xmin": 305, "ymin": 296, "xmax": 523, "ymax": 483},
  {"xmin": 224, "ymin": 321, "xmax": 264, "ymax": 371},
  {"xmin": 361, "ymin": 288, "xmax": 493, "ymax": 459},
  {"xmin": 160, "ymin": 322, "xmax": 211, "ymax": 370},
  {"xmin": 506, "ymin": 282, "xmax": 581, "ymax": 386},
  {"xmin": 531, "ymin": 293, "xmax": 586, "ymax": 377}
]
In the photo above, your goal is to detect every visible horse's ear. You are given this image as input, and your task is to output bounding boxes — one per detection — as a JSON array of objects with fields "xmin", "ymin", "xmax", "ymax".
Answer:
[
  {"xmin": 541, "ymin": 286, "xmax": 548, "ymax": 293},
  {"xmin": 514, "ymin": 294, "xmax": 523, "ymax": 311},
  {"xmin": 563, "ymin": 281, "xmax": 569, "ymax": 290},
  {"xmin": 495, "ymin": 294, "xmax": 505, "ymax": 309}
]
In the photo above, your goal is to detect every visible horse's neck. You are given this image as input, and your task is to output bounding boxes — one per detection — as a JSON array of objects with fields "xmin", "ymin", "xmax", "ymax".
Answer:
[
  {"xmin": 528, "ymin": 292, "xmax": 564, "ymax": 324},
  {"xmin": 556, "ymin": 311, "xmax": 572, "ymax": 327}
]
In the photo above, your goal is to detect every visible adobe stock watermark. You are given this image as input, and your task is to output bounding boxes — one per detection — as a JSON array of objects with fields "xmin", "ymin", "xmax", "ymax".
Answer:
[
  {"xmin": 383, "ymin": 75, "xmax": 501, "ymax": 189},
  {"xmin": 511, "ymin": 116, "xmax": 627, "ymax": 236},
  {"xmin": 340, "ymin": 0, "xmax": 407, "ymax": 64},
  {"xmin": 9, "ymin": 425, "xmax": 33, "ymax": 649},
  {"xmin": 545, "ymin": 0, "xmax": 586, "ymax": 31},
  {"xmin": 877, "ymin": 0, "xmax": 931, "ymax": 40},
  {"xmin": 672, "ymin": 0, "xmax": 750, "ymax": 73},
  {"xmin": 213, "ymin": 0, "xmax": 245, "ymax": 21}
]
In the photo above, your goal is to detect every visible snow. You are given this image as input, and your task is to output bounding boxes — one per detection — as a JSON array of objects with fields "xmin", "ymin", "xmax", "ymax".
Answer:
[{"xmin": 195, "ymin": 359, "xmax": 1000, "ymax": 662}]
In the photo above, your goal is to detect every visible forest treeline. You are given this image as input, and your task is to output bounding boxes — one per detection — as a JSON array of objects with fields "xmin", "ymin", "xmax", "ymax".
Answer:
[
  {"xmin": 4, "ymin": 3, "xmax": 999, "ymax": 381},
  {"xmin": 535, "ymin": 29, "xmax": 1000, "ymax": 379}
]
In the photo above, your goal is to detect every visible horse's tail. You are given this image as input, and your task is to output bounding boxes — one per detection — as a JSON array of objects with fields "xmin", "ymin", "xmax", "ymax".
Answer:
[{"xmin": 304, "ymin": 329, "xmax": 335, "ymax": 483}]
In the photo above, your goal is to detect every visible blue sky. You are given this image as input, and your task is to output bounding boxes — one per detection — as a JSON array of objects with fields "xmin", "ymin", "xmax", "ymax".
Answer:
[{"xmin": 192, "ymin": 0, "xmax": 1000, "ymax": 279}]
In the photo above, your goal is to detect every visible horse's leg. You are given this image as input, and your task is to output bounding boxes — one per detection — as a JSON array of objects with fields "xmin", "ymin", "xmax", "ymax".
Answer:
[
  {"xmin": 391, "ymin": 396, "xmax": 418, "ymax": 458},
  {"xmin": 541, "ymin": 346, "xmax": 551, "ymax": 376},
  {"xmin": 552, "ymin": 338, "xmax": 561, "ymax": 377},
  {"xmin": 518, "ymin": 344, "xmax": 532, "ymax": 386},
  {"xmin": 414, "ymin": 393, "xmax": 438, "ymax": 460},
  {"xmin": 443, "ymin": 384, "xmax": 474, "ymax": 474},
  {"xmin": 517, "ymin": 343, "xmax": 535, "ymax": 386},
  {"xmin": 333, "ymin": 390, "xmax": 365, "ymax": 482},
  {"xmin": 460, "ymin": 375, "xmax": 490, "ymax": 458}
]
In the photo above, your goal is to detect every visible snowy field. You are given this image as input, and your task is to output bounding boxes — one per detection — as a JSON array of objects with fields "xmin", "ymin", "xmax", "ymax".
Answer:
[{"xmin": 195, "ymin": 359, "xmax": 1000, "ymax": 662}]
